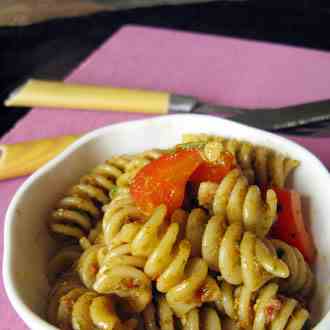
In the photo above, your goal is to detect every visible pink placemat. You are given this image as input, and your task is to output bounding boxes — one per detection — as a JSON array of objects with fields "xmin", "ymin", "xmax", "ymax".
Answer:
[{"xmin": 1, "ymin": 25, "xmax": 330, "ymax": 329}]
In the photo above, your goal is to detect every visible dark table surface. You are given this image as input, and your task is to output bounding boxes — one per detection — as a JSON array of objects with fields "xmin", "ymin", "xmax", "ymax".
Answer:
[{"xmin": 2, "ymin": 1, "xmax": 330, "ymax": 138}]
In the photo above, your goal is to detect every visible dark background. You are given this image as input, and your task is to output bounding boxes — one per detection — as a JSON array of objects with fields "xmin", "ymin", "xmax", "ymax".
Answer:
[{"xmin": 2, "ymin": 1, "xmax": 330, "ymax": 137}]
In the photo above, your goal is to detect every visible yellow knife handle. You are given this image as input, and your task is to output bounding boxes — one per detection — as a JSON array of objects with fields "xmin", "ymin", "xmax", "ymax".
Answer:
[
  {"xmin": 5, "ymin": 79, "xmax": 170, "ymax": 114},
  {"xmin": 0, "ymin": 135, "xmax": 79, "ymax": 180}
]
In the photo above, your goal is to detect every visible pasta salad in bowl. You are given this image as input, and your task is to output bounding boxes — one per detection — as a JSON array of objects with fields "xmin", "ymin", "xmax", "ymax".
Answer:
[{"xmin": 3, "ymin": 114, "xmax": 330, "ymax": 330}]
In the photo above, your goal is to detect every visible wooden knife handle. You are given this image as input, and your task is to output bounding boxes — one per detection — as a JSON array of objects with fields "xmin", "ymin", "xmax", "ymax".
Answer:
[
  {"xmin": 5, "ymin": 79, "xmax": 170, "ymax": 114},
  {"xmin": 0, "ymin": 135, "xmax": 78, "ymax": 180}
]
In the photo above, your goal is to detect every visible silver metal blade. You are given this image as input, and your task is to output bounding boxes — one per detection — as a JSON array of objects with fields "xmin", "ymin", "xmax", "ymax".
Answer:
[
  {"xmin": 169, "ymin": 95, "xmax": 249, "ymax": 115},
  {"xmin": 191, "ymin": 103, "xmax": 247, "ymax": 115},
  {"xmin": 169, "ymin": 94, "xmax": 198, "ymax": 113},
  {"xmin": 193, "ymin": 100, "xmax": 330, "ymax": 131},
  {"xmin": 280, "ymin": 124, "xmax": 330, "ymax": 137}
]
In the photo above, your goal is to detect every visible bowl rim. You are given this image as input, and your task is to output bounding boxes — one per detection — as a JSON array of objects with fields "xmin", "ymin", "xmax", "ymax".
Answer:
[{"xmin": 3, "ymin": 114, "xmax": 330, "ymax": 329}]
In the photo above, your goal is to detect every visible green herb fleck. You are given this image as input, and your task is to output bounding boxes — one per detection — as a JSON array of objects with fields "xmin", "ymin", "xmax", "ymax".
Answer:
[{"xmin": 110, "ymin": 186, "xmax": 118, "ymax": 199}]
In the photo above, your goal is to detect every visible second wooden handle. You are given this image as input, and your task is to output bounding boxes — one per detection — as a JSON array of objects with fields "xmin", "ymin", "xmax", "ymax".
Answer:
[
  {"xmin": 0, "ymin": 135, "xmax": 78, "ymax": 181},
  {"xmin": 5, "ymin": 79, "xmax": 170, "ymax": 114}
]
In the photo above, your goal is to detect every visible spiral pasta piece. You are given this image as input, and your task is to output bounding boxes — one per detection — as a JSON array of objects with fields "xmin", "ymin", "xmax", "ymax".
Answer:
[
  {"xmin": 48, "ymin": 159, "xmax": 125, "ymax": 240},
  {"xmin": 271, "ymin": 239, "xmax": 314, "ymax": 297},
  {"xmin": 102, "ymin": 192, "xmax": 146, "ymax": 248},
  {"xmin": 215, "ymin": 281, "xmax": 309, "ymax": 330},
  {"xmin": 198, "ymin": 168, "xmax": 277, "ymax": 238},
  {"xmin": 48, "ymin": 271, "xmax": 138, "ymax": 330},
  {"xmin": 182, "ymin": 134, "xmax": 299, "ymax": 188},
  {"xmin": 128, "ymin": 205, "xmax": 221, "ymax": 317},
  {"xmin": 77, "ymin": 244, "xmax": 106, "ymax": 289},
  {"xmin": 185, "ymin": 212, "xmax": 289, "ymax": 292},
  {"xmin": 77, "ymin": 243, "xmax": 152, "ymax": 313}
]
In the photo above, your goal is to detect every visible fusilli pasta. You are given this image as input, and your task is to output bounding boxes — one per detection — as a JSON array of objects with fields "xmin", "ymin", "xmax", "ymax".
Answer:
[
  {"xmin": 215, "ymin": 281, "xmax": 309, "ymax": 330},
  {"xmin": 271, "ymin": 239, "xmax": 314, "ymax": 297},
  {"xmin": 45, "ymin": 134, "xmax": 315, "ymax": 330},
  {"xmin": 130, "ymin": 205, "xmax": 221, "ymax": 317},
  {"xmin": 48, "ymin": 270, "xmax": 138, "ymax": 330},
  {"xmin": 77, "ymin": 243, "xmax": 152, "ymax": 313},
  {"xmin": 48, "ymin": 159, "xmax": 121, "ymax": 240},
  {"xmin": 182, "ymin": 134, "xmax": 299, "ymax": 188},
  {"xmin": 102, "ymin": 192, "xmax": 146, "ymax": 248},
  {"xmin": 198, "ymin": 168, "xmax": 277, "ymax": 238},
  {"xmin": 184, "ymin": 212, "xmax": 289, "ymax": 291},
  {"xmin": 48, "ymin": 150, "xmax": 164, "ymax": 241}
]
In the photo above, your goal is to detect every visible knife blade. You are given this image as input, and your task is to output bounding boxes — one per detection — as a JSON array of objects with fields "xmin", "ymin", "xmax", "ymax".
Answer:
[
  {"xmin": 172, "ymin": 98, "xmax": 330, "ymax": 130},
  {"xmin": 5, "ymin": 79, "xmax": 330, "ymax": 131},
  {"xmin": 223, "ymin": 100, "xmax": 330, "ymax": 131}
]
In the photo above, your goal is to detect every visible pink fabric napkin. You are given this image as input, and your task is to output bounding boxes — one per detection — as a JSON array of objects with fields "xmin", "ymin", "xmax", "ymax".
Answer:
[{"xmin": 1, "ymin": 25, "xmax": 330, "ymax": 329}]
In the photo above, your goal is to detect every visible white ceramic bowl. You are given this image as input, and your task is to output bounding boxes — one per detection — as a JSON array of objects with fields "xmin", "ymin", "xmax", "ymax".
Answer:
[{"xmin": 3, "ymin": 114, "xmax": 330, "ymax": 329}]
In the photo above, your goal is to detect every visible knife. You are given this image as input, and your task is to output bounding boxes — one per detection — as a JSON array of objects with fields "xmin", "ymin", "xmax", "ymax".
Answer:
[{"xmin": 5, "ymin": 79, "xmax": 330, "ymax": 131}]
